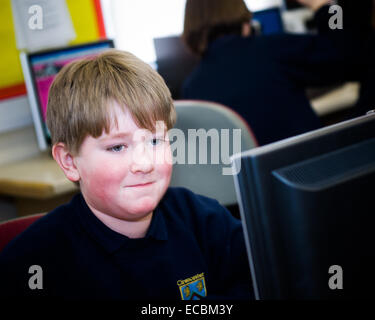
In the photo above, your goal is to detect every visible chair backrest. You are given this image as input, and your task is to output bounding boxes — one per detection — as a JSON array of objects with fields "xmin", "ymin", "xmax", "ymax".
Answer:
[
  {"xmin": 0, "ymin": 213, "xmax": 45, "ymax": 252},
  {"xmin": 170, "ymin": 100, "xmax": 258, "ymax": 206}
]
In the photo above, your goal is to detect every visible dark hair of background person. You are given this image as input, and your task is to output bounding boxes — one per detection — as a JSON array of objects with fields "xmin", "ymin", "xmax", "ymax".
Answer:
[{"xmin": 182, "ymin": 0, "xmax": 252, "ymax": 56}]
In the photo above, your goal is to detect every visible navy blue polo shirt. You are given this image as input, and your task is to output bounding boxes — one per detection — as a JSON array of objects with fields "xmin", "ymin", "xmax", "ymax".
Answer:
[{"xmin": 0, "ymin": 187, "xmax": 253, "ymax": 300}]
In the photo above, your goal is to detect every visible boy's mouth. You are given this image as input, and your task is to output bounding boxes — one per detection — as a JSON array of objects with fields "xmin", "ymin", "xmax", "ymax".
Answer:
[{"xmin": 127, "ymin": 182, "xmax": 154, "ymax": 188}]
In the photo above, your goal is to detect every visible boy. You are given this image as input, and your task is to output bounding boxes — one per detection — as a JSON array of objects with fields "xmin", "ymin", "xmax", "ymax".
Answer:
[{"xmin": 0, "ymin": 50, "xmax": 252, "ymax": 300}]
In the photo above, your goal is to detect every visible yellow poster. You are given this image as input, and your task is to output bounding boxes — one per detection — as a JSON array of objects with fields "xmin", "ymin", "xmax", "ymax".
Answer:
[
  {"xmin": 0, "ymin": 0, "xmax": 102, "ymax": 98},
  {"xmin": 0, "ymin": 0, "xmax": 23, "ymax": 88}
]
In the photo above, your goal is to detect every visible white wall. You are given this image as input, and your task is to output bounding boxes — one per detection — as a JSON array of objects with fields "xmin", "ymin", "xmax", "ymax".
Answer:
[
  {"xmin": 0, "ymin": 95, "xmax": 38, "ymax": 166},
  {"xmin": 0, "ymin": 95, "xmax": 32, "ymax": 134},
  {"xmin": 102, "ymin": 0, "xmax": 187, "ymax": 63},
  {"xmin": 0, "ymin": 95, "xmax": 39, "ymax": 220}
]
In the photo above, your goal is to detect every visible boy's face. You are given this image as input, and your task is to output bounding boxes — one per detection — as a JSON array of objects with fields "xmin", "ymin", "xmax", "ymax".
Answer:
[{"xmin": 72, "ymin": 103, "xmax": 172, "ymax": 221}]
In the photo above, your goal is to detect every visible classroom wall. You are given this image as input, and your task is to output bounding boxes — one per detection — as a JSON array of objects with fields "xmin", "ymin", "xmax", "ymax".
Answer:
[
  {"xmin": 0, "ymin": 97, "xmax": 34, "ymax": 220},
  {"xmin": 0, "ymin": 0, "xmax": 105, "ymax": 134},
  {"xmin": 0, "ymin": 0, "xmax": 106, "ymax": 219},
  {"xmin": 0, "ymin": 0, "xmax": 106, "ymax": 158}
]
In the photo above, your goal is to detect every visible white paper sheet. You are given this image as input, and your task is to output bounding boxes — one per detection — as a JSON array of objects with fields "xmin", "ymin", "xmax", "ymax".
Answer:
[{"xmin": 11, "ymin": 0, "xmax": 76, "ymax": 52}]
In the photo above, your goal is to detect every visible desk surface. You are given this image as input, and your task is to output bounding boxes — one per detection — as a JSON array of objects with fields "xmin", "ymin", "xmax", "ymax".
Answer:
[
  {"xmin": 0, "ymin": 153, "xmax": 78, "ymax": 199},
  {"xmin": 311, "ymin": 82, "xmax": 359, "ymax": 116}
]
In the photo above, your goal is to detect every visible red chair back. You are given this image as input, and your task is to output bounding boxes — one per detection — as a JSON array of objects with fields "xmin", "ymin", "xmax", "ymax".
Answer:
[{"xmin": 0, "ymin": 213, "xmax": 45, "ymax": 251}]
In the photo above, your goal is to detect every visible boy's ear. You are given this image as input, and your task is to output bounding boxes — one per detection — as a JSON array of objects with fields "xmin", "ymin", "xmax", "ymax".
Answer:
[{"xmin": 52, "ymin": 143, "xmax": 80, "ymax": 182}]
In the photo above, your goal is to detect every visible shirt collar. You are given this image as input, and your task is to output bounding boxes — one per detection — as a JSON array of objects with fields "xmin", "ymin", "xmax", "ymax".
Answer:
[
  {"xmin": 74, "ymin": 194, "xmax": 168, "ymax": 254},
  {"xmin": 145, "ymin": 204, "xmax": 168, "ymax": 241}
]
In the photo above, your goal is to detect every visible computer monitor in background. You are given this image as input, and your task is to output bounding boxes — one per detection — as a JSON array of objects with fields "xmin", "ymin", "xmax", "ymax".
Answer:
[
  {"xmin": 21, "ymin": 40, "xmax": 114, "ymax": 151},
  {"xmin": 252, "ymin": 7, "xmax": 285, "ymax": 35},
  {"xmin": 232, "ymin": 112, "xmax": 375, "ymax": 299},
  {"xmin": 154, "ymin": 35, "xmax": 199, "ymax": 100},
  {"xmin": 283, "ymin": 0, "xmax": 304, "ymax": 10}
]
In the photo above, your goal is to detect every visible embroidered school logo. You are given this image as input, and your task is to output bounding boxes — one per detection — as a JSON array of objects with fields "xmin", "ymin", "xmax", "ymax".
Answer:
[{"xmin": 177, "ymin": 273, "xmax": 207, "ymax": 300}]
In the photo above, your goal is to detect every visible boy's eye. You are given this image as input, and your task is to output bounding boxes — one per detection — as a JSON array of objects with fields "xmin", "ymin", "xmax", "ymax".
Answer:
[
  {"xmin": 107, "ymin": 144, "xmax": 127, "ymax": 152},
  {"xmin": 150, "ymin": 138, "xmax": 164, "ymax": 146}
]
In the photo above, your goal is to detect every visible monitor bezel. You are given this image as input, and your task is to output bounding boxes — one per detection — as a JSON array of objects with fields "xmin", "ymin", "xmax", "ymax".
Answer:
[{"xmin": 232, "ymin": 111, "xmax": 375, "ymax": 162}]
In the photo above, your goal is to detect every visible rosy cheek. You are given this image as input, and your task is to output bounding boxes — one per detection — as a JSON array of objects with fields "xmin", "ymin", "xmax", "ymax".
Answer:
[
  {"xmin": 163, "ymin": 145, "xmax": 173, "ymax": 166},
  {"xmin": 164, "ymin": 149, "xmax": 173, "ymax": 180},
  {"xmin": 165, "ymin": 162, "xmax": 173, "ymax": 176},
  {"xmin": 157, "ymin": 147, "xmax": 172, "ymax": 172},
  {"xmin": 158, "ymin": 162, "xmax": 173, "ymax": 185},
  {"xmin": 83, "ymin": 161, "xmax": 126, "ymax": 196},
  {"xmin": 88, "ymin": 183, "xmax": 109, "ymax": 203}
]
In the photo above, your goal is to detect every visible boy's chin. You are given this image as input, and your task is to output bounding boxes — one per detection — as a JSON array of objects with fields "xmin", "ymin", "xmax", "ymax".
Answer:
[{"xmin": 123, "ymin": 199, "xmax": 158, "ymax": 220}]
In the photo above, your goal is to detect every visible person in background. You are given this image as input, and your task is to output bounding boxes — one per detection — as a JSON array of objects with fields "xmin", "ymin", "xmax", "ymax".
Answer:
[
  {"xmin": 182, "ymin": 0, "xmax": 375, "ymax": 146},
  {"xmin": 313, "ymin": 0, "xmax": 375, "ymax": 119},
  {"xmin": 337, "ymin": 0, "xmax": 375, "ymax": 118}
]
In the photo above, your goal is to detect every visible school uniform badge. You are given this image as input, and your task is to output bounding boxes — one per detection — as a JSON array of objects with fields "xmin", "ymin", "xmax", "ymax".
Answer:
[{"xmin": 177, "ymin": 273, "xmax": 207, "ymax": 300}]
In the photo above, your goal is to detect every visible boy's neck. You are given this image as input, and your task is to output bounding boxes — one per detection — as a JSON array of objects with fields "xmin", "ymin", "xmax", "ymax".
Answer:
[{"xmin": 88, "ymin": 206, "xmax": 153, "ymax": 239}]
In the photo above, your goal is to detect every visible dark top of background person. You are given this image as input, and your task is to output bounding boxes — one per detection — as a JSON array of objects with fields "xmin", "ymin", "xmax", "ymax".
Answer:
[
  {"xmin": 303, "ymin": 0, "xmax": 375, "ymax": 119},
  {"xmin": 336, "ymin": 0, "xmax": 375, "ymax": 119},
  {"xmin": 338, "ymin": 0, "xmax": 374, "ymax": 31},
  {"xmin": 181, "ymin": 0, "xmax": 375, "ymax": 146}
]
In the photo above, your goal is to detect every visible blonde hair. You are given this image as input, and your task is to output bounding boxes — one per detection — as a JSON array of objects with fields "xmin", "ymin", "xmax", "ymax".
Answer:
[
  {"xmin": 46, "ymin": 49, "xmax": 176, "ymax": 154},
  {"xmin": 182, "ymin": 0, "xmax": 252, "ymax": 55}
]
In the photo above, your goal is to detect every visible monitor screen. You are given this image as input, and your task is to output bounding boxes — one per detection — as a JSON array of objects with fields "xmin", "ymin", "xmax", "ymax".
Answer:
[
  {"xmin": 21, "ymin": 40, "xmax": 115, "ymax": 150},
  {"xmin": 232, "ymin": 112, "xmax": 375, "ymax": 299},
  {"xmin": 252, "ymin": 7, "xmax": 284, "ymax": 35}
]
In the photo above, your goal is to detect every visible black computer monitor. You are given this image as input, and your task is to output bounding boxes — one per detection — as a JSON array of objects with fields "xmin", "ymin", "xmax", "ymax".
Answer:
[
  {"xmin": 283, "ymin": 0, "xmax": 304, "ymax": 10},
  {"xmin": 21, "ymin": 40, "xmax": 114, "ymax": 150},
  {"xmin": 232, "ymin": 111, "xmax": 375, "ymax": 299},
  {"xmin": 154, "ymin": 35, "xmax": 199, "ymax": 100}
]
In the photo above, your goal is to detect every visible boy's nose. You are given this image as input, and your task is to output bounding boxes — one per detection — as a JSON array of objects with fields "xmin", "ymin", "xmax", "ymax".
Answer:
[{"xmin": 130, "ymin": 144, "xmax": 154, "ymax": 174}]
